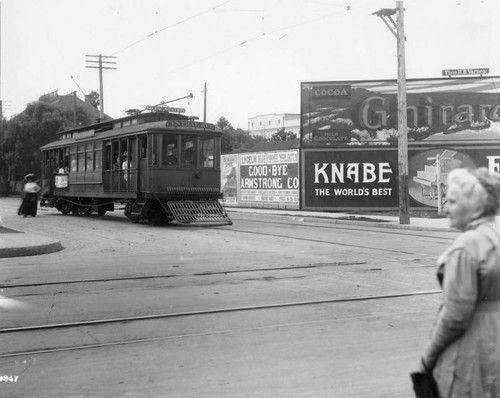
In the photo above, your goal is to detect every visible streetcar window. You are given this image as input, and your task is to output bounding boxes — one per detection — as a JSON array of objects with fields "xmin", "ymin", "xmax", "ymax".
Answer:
[
  {"xmin": 128, "ymin": 137, "xmax": 135, "ymax": 168},
  {"xmin": 70, "ymin": 146, "xmax": 77, "ymax": 172},
  {"xmin": 77, "ymin": 145, "xmax": 85, "ymax": 172},
  {"xmin": 104, "ymin": 144, "xmax": 112, "ymax": 170},
  {"xmin": 112, "ymin": 141, "xmax": 120, "ymax": 170},
  {"xmin": 199, "ymin": 137, "xmax": 215, "ymax": 168},
  {"xmin": 140, "ymin": 136, "xmax": 147, "ymax": 159},
  {"xmin": 86, "ymin": 143, "xmax": 93, "ymax": 171},
  {"xmin": 64, "ymin": 148, "xmax": 70, "ymax": 172},
  {"xmin": 94, "ymin": 143, "xmax": 102, "ymax": 171},
  {"xmin": 180, "ymin": 135, "xmax": 196, "ymax": 168},
  {"xmin": 120, "ymin": 139, "xmax": 128, "ymax": 170},
  {"xmin": 149, "ymin": 134, "xmax": 158, "ymax": 166},
  {"xmin": 162, "ymin": 135, "xmax": 178, "ymax": 167},
  {"xmin": 49, "ymin": 151, "xmax": 55, "ymax": 173},
  {"xmin": 55, "ymin": 149, "xmax": 62, "ymax": 170}
]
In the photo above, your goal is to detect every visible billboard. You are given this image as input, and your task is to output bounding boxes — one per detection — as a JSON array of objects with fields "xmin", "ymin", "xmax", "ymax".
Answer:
[
  {"xmin": 303, "ymin": 148, "xmax": 398, "ymax": 209},
  {"xmin": 221, "ymin": 154, "xmax": 239, "ymax": 205},
  {"xmin": 303, "ymin": 146, "xmax": 500, "ymax": 210},
  {"xmin": 239, "ymin": 150, "xmax": 299, "ymax": 206},
  {"xmin": 301, "ymin": 76, "xmax": 500, "ymax": 147}
]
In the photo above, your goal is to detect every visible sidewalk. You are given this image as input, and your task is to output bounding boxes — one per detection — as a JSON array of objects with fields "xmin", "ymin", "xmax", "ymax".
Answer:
[
  {"xmin": 226, "ymin": 207, "xmax": 454, "ymax": 232},
  {"xmin": 0, "ymin": 225, "xmax": 63, "ymax": 258},
  {"xmin": 0, "ymin": 207, "xmax": 453, "ymax": 259}
]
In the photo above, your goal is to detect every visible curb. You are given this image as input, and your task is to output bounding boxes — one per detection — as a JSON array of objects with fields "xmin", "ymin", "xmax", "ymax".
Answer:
[
  {"xmin": 0, "ymin": 238, "xmax": 63, "ymax": 258},
  {"xmin": 227, "ymin": 210, "xmax": 454, "ymax": 233}
]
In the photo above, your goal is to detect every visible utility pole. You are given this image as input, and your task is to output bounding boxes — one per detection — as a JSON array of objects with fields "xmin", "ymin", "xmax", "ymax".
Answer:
[
  {"xmin": 373, "ymin": 1, "xmax": 409, "ymax": 224},
  {"xmin": 85, "ymin": 54, "xmax": 117, "ymax": 120},
  {"xmin": 201, "ymin": 82, "xmax": 207, "ymax": 122}
]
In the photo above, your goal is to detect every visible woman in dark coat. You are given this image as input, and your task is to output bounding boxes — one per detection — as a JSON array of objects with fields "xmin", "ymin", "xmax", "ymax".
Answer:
[
  {"xmin": 420, "ymin": 167, "xmax": 500, "ymax": 397},
  {"xmin": 18, "ymin": 174, "xmax": 41, "ymax": 217}
]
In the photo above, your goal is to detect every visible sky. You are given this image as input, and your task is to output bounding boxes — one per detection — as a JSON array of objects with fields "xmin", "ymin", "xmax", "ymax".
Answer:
[{"xmin": 1, "ymin": 0, "xmax": 499, "ymax": 130}]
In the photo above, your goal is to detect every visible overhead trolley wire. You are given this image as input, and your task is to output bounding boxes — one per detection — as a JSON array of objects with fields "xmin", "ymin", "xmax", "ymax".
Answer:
[
  {"xmin": 161, "ymin": 7, "xmax": 349, "ymax": 77},
  {"xmin": 112, "ymin": 0, "xmax": 232, "ymax": 55}
]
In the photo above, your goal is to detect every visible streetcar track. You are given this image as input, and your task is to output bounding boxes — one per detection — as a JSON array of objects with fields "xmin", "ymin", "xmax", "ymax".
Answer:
[
  {"xmin": 0, "ymin": 304, "xmax": 436, "ymax": 359},
  {"xmin": 0, "ymin": 261, "xmax": 366, "ymax": 289},
  {"xmin": 220, "ymin": 228, "xmax": 431, "ymax": 255},
  {"xmin": 0, "ymin": 290, "xmax": 441, "ymax": 336}
]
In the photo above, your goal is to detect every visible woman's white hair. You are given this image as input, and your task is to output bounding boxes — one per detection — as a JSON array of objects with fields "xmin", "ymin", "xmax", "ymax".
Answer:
[{"xmin": 447, "ymin": 167, "xmax": 500, "ymax": 216}]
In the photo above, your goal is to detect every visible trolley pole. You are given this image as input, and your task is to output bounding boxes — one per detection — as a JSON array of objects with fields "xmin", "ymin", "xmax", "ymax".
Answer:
[
  {"xmin": 373, "ymin": 1, "xmax": 409, "ymax": 224},
  {"xmin": 201, "ymin": 82, "xmax": 207, "ymax": 123},
  {"xmin": 85, "ymin": 54, "xmax": 117, "ymax": 120}
]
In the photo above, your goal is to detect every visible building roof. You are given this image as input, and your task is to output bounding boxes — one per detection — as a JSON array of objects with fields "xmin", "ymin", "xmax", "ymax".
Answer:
[
  {"xmin": 39, "ymin": 91, "xmax": 112, "ymax": 122},
  {"xmin": 249, "ymin": 138, "xmax": 301, "ymax": 152},
  {"xmin": 248, "ymin": 112, "xmax": 300, "ymax": 119}
]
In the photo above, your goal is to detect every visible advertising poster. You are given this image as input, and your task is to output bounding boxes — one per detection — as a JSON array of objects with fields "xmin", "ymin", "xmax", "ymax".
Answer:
[
  {"xmin": 221, "ymin": 154, "xmax": 239, "ymax": 205},
  {"xmin": 239, "ymin": 150, "xmax": 299, "ymax": 207},
  {"xmin": 303, "ymin": 146, "xmax": 500, "ymax": 210},
  {"xmin": 409, "ymin": 146, "xmax": 500, "ymax": 208},
  {"xmin": 54, "ymin": 174, "xmax": 69, "ymax": 188},
  {"xmin": 303, "ymin": 149, "xmax": 398, "ymax": 209},
  {"xmin": 301, "ymin": 77, "xmax": 500, "ymax": 147}
]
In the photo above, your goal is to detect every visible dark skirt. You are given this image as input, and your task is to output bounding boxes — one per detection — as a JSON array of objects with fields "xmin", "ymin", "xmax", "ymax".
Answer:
[{"xmin": 18, "ymin": 193, "xmax": 38, "ymax": 217}]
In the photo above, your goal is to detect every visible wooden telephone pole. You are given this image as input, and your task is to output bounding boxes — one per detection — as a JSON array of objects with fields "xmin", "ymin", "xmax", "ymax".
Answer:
[
  {"xmin": 373, "ymin": 1, "xmax": 409, "ymax": 224},
  {"xmin": 85, "ymin": 54, "xmax": 117, "ymax": 120}
]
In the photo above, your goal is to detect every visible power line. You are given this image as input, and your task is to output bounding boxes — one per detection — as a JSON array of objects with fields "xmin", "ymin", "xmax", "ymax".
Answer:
[
  {"xmin": 161, "ymin": 7, "xmax": 348, "ymax": 76},
  {"xmin": 112, "ymin": 0, "xmax": 231, "ymax": 55}
]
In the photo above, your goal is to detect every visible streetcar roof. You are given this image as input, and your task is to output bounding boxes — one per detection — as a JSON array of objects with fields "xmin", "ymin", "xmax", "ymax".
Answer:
[{"xmin": 41, "ymin": 112, "xmax": 223, "ymax": 150}]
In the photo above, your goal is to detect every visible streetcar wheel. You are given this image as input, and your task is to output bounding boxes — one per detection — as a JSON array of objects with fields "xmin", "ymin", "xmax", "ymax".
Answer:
[
  {"xmin": 148, "ymin": 217, "xmax": 159, "ymax": 226},
  {"xmin": 97, "ymin": 208, "xmax": 107, "ymax": 216}
]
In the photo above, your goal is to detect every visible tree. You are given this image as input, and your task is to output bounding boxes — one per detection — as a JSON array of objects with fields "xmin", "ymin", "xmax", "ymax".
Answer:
[
  {"xmin": 85, "ymin": 91, "xmax": 100, "ymax": 108},
  {"xmin": 216, "ymin": 116, "xmax": 232, "ymax": 131},
  {"xmin": 1, "ymin": 100, "xmax": 94, "ymax": 183},
  {"xmin": 216, "ymin": 116, "xmax": 265, "ymax": 154},
  {"xmin": 270, "ymin": 128, "xmax": 297, "ymax": 142}
]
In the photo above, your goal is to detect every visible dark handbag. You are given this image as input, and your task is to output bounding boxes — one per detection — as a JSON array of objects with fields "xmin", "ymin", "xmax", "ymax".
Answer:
[{"xmin": 410, "ymin": 370, "xmax": 439, "ymax": 398}]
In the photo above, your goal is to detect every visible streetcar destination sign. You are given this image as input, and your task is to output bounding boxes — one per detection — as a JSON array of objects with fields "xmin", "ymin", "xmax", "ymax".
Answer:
[
  {"xmin": 146, "ymin": 105, "xmax": 186, "ymax": 113},
  {"xmin": 442, "ymin": 68, "xmax": 489, "ymax": 76},
  {"xmin": 165, "ymin": 120, "xmax": 216, "ymax": 130}
]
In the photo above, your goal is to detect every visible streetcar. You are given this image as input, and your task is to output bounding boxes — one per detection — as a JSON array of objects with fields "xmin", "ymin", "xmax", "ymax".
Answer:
[{"xmin": 40, "ymin": 108, "xmax": 232, "ymax": 225}]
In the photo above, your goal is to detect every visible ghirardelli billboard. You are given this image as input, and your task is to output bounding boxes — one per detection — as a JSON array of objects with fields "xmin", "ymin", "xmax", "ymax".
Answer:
[{"xmin": 301, "ymin": 77, "xmax": 500, "ymax": 146}]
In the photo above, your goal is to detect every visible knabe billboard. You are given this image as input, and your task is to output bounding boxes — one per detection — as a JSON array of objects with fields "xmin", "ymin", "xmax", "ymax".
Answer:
[{"xmin": 302, "ymin": 146, "xmax": 500, "ymax": 210}]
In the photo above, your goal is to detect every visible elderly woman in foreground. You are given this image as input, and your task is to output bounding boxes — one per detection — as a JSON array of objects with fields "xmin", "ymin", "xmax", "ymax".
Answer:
[{"xmin": 421, "ymin": 167, "xmax": 500, "ymax": 397}]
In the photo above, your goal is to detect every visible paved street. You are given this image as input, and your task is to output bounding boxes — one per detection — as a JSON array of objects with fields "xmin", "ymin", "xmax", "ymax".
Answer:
[{"xmin": 0, "ymin": 197, "xmax": 456, "ymax": 397}]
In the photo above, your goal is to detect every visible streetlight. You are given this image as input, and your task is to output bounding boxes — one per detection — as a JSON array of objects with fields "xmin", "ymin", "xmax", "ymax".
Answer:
[{"xmin": 373, "ymin": 1, "xmax": 409, "ymax": 224}]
